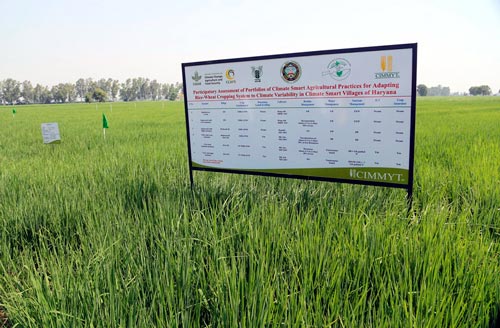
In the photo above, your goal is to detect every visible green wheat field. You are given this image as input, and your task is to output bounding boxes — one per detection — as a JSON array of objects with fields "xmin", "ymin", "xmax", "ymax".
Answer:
[{"xmin": 1, "ymin": 97, "xmax": 499, "ymax": 327}]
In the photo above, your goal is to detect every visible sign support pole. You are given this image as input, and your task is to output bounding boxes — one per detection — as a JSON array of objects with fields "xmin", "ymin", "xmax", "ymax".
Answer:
[
  {"xmin": 406, "ymin": 188, "xmax": 413, "ymax": 216},
  {"xmin": 189, "ymin": 167, "xmax": 194, "ymax": 188}
]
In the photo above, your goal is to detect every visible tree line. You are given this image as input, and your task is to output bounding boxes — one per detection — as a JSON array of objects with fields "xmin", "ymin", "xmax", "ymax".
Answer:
[
  {"xmin": 417, "ymin": 84, "xmax": 494, "ymax": 96},
  {"xmin": 2, "ymin": 78, "xmax": 495, "ymax": 104},
  {"xmin": 0, "ymin": 78, "xmax": 183, "ymax": 105}
]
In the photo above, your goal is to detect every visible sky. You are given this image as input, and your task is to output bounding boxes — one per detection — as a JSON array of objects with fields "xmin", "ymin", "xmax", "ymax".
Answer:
[{"xmin": 0, "ymin": 0, "xmax": 499, "ymax": 93}]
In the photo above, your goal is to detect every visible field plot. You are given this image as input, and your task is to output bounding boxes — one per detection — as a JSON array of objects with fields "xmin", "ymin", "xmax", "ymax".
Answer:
[{"xmin": 0, "ymin": 98, "xmax": 499, "ymax": 327}]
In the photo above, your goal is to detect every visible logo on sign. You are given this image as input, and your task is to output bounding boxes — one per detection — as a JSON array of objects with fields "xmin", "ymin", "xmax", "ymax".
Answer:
[
  {"xmin": 349, "ymin": 169, "xmax": 404, "ymax": 182},
  {"xmin": 192, "ymin": 71, "xmax": 202, "ymax": 85},
  {"xmin": 375, "ymin": 55, "xmax": 400, "ymax": 79},
  {"xmin": 281, "ymin": 61, "xmax": 301, "ymax": 83},
  {"xmin": 225, "ymin": 69, "xmax": 236, "ymax": 84},
  {"xmin": 251, "ymin": 66, "xmax": 263, "ymax": 82},
  {"xmin": 322, "ymin": 58, "xmax": 351, "ymax": 81}
]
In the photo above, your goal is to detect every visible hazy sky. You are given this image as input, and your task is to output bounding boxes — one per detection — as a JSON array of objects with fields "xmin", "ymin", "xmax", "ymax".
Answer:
[{"xmin": 1, "ymin": 0, "xmax": 498, "ymax": 93}]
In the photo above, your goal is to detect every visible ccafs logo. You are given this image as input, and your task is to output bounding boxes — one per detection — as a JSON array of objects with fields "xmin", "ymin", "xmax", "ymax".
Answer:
[{"xmin": 225, "ymin": 69, "xmax": 236, "ymax": 84}]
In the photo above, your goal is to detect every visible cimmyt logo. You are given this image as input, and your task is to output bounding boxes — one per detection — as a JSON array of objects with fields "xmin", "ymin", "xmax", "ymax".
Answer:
[
  {"xmin": 375, "ymin": 55, "xmax": 400, "ymax": 79},
  {"xmin": 281, "ymin": 61, "xmax": 301, "ymax": 83},
  {"xmin": 349, "ymin": 169, "xmax": 404, "ymax": 182},
  {"xmin": 322, "ymin": 58, "xmax": 351, "ymax": 80}
]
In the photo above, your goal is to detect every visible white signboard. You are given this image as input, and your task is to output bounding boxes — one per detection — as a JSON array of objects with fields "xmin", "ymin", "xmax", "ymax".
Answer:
[
  {"xmin": 41, "ymin": 123, "xmax": 61, "ymax": 144},
  {"xmin": 182, "ymin": 43, "xmax": 416, "ymax": 190}
]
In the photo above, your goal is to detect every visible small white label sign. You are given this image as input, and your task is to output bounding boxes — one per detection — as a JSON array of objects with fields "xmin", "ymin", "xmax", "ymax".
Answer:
[{"xmin": 41, "ymin": 123, "xmax": 61, "ymax": 144}]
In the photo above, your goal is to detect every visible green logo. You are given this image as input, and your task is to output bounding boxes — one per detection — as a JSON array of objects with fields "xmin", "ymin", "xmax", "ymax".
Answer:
[
  {"xmin": 192, "ymin": 71, "xmax": 202, "ymax": 82},
  {"xmin": 323, "ymin": 58, "xmax": 351, "ymax": 81}
]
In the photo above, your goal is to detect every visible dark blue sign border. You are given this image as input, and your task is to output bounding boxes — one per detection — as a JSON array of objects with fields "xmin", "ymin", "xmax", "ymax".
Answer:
[{"xmin": 182, "ymin": 43, "xmax": 417, "ymax": 204}]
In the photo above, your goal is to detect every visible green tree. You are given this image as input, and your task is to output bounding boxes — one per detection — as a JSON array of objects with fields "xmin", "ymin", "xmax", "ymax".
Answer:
[
  {"xmin": 469, "ymin": 86, "xmax": 479, "ymax": 96},
  {"xmin": 51, "ymin": 85, "xmax": 63, "ymax": 103},
  {"xmin": 150, "ymin": 79, "xmax": 161, "ymax": 100},
  {"xmin": 84, "ymin": 92, "xmax": 93, "ymax": 103},
  {"xmin": 2, "ymin": 78, "xmax": 21, "ymax": 104},
  {"xmin": 120, "ymin": 79, "xmax": 134, "ymax": 101},
  {"xmin": 0, "ymin": 80, "xmax": 4, "ymax": 104},
  {"xmin": 97, "ymin": 78, "xmax": 111, "ymax": 96},
  {"xmin": 33, "ymin": 84, "xmax": 52, "ymax": 104},
  {"xmin": 166, "ymin": 82, "xmax": 182, "ymax": 101},
  {"xmin": 64, "ymin": 83, "xmax": 77, "ymax": 103},
  {"xmin": 111, "ymin": 79, "xmax": 120, "ymax": 101},
  {"xmin": 161, "ymin": 83, "xmax": 169, "ymax": 100},
  {"xmin": 428, "ymin": 85, "xmax": 450, "ymax": 96},
  {"xmin": 479, "ymin": 85, "xmax": 491, "ymax": 96},
  {"xmin": 417, "ymin": 84, "xmax": 428, "ymax": 96},
  {"xmin": 136, "ymin": 77, "xmax": 150, "ymax": 100},
  {"xmin": 168, "ymin": 83, "xmax": 178, "ymax": 101},
  {"xmin": 21, "ymin": 80, "xmax": 34, "ymax": 104},
  {"xmin": 93, "ymin": 88, "xmax": 107, "ymax": 102},
  {"xmin": 75, "ymin": 78, "xmax": 88, "ymax": 101},
  {"xmin": 51, "ymin": 83, "xmax": 75, "ymax": 103},
  {"xmin": 469, "ymin": 85, "xmax": 491, "ymax": 96}
]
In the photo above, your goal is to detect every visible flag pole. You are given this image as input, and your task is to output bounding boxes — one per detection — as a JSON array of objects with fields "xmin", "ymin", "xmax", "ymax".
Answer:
[{"xmin": 102, "ymin": 113, "xmax": 109, "ymax": 140}]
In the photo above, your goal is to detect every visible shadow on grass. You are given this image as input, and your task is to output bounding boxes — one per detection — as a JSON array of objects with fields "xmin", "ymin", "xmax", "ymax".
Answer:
[
  {"xmin": 0, "ymin": 306, "xmax": 12, "ymax": 328},
  {"xmin": 491, "ymin": 305, "xmax": 500, "ymax": 328}
]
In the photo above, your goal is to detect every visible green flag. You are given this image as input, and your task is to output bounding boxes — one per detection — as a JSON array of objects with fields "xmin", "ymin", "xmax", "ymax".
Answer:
[
  {"xmin": 12, "ymin": 108, "xmax": 16, "ymax": 114},
  {"xmin": 102, "ymin": 114, "xmax": 109, "ymax": 129}
]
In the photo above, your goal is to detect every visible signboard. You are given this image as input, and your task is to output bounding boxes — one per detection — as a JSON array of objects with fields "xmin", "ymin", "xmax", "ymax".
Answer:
[
  {"xmin": 41, "ymin": 123, "xmax": 61, "ymax": 144},
  {"xmin": 182, "ymin": 43, "xmax": 417, "ymax": 193}
]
